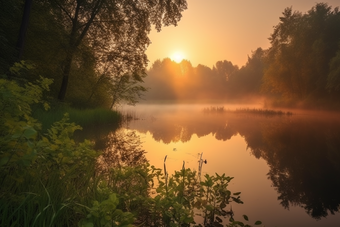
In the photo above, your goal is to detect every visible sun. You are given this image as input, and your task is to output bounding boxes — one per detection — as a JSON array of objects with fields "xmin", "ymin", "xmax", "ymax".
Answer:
[{"xmin": 171, "ymin": 51, "xmax": 185, "ymax": 63}]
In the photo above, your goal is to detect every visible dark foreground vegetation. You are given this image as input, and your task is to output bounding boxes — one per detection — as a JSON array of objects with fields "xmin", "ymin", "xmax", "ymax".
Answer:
[{"xmin": 0, "ymin": 77, "xmax": 262, "ymax": 226}]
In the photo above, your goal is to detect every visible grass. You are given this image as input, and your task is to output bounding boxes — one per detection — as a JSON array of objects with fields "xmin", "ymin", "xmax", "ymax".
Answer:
[
  {"xmin": 0, "ymin": 172, "xmax": 83, "ymax": 227},
  {"xmin": 32, "ymin": 106, "xmax": 122, "ymax": 132}
]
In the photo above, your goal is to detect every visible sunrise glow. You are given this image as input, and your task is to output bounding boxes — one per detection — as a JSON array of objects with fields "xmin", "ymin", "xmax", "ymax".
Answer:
[{"xmin": 171, "ymin": 51, "xmax": 185, "ymax": 63}]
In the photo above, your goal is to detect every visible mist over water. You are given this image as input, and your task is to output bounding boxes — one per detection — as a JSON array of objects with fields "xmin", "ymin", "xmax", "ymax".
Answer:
[{"xmin": 120, "ymin": 103, "xmax": 340, "ymax": 227}]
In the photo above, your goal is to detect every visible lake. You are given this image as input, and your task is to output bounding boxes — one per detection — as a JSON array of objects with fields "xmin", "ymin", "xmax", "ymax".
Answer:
[{"xmin": 118, "ymin": 103, "xmax": 340, "ymax": 227}]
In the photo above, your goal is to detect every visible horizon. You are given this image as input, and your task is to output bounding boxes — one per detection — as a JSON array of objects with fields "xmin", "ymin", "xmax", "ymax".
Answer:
[{"xmin": 146, "ymin": 0, "xmax": 340, "ymax": 68}]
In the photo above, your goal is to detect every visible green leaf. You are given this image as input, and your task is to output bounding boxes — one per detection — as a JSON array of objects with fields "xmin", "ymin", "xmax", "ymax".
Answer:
[
  {"xmin": 233, "ymin": 192, "xmax": 241, "ymax": 195},
  {"xmin": 82, "ymin": 222, "xmax": 94, "ymax": 227},
  {"xmin": 254, "ymin": 220, "xmax": 262, "ymax": 225},
  {"xmin": 243, "ymin": 215, "xmax": 249, "ymax": 221},
  {"xmin": 0, "ymin": 156, "xmax": 10, "ymax": 167},
  {"xmin": 23, "ymin": 126, "xmax": 37, "ymax": 139}
]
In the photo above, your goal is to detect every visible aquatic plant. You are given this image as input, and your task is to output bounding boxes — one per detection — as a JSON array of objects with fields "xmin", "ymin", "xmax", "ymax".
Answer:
[
  {"xmin": 202, "ymin": 106, "xmax": 293, "ymax": 116},
  {"xmin": 203, "ymin": 106, "xmax": 227, "ymax": 113},
  {"xmin": 234, "ymin": 108, "xmax": 293, "ymax": 116}
]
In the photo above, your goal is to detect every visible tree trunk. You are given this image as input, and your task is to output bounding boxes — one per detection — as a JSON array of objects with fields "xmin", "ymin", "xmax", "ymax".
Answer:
[
  {"xmin": 16, "ymin": 0, "xmax": 33, "ymax": 61},
  {"xmin": 58, "ymin": 50, "xmax": 74, "ymax": 100},
  {"xmin": 56, "ymin": 0, "xmax": 102, "ymax": 101}
]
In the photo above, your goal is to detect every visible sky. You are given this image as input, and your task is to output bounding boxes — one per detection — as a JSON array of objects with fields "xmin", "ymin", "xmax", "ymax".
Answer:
[{"xmin": 146, "ymin": 0, "xmax": 340, "ymax": 68}]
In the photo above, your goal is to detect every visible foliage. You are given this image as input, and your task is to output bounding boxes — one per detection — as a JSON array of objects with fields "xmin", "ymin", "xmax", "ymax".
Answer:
[
  {"xmin": 1, "ymin": 0, "xmax": 186, "ymax": 107},
  {"xmin": 79, "ymin": 193, "xmax": 135, "ymax": 227},
  {"xmin": 327, "ymin": 49, "xmax": 340, "ymax": 93},
  {"xmin": 227, "ymin": 48, "xmax": 265, "ymax": 97},
  {"xmin": 39, "ymin": 0, "xmax": 187, "ymax": 101},
  {"xmin": 124, "ymin": 159, "xmax": 263, "ymax": 227},
  {"xmin": 262, "ymin": 3, "xmax": 340, "ymax": 104},
  {"xmin": 0, "ymin": 74, "xmax": 132, "ymax": 226},
  {"xmin": 109, "ymin": 72, "xmax": 148, "ymax": 108},
  {"xmin": 1, "ymin": 68, "xmax": 262, "ymax": 226}
]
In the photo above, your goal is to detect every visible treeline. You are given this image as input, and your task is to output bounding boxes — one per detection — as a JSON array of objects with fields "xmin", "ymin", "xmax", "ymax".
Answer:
[
  {"xmin": 144, "ymin": 48, "xmax": 263, "ymax": 102},
  {"xmin": 1, "ymin": 2, "xmax": 340, "ymax": 109},
  {"xmin": 0, "ymin": 0, "xmax": 187, "ymax": 108},
  {"xmin": 145, "ymin": 3, "xmax": 340, "ymax": 109}
]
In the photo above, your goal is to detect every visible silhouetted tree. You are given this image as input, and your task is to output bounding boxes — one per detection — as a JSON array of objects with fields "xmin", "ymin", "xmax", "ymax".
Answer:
[
  {"xmin": 214, "ymin": 60, "xmax": 238, "ymax": 81},
  {"xmin": 39, "ymin": 0, "xmax": 187, "ymax": 101},
  {"xmin": 327, "ymin": 49, "xmax": 340, "ymax": 95},
  {"xmin": 228, "ymin": 48, "xmax": 265, "ymax": 97},
  {"xmin": 16, "ymin": 0, "xmax": 33, "ymax": 61},
  {"xmin": 0, "ymin": 0, "xmax": 23, "ymax": 73},
  {"xmin": 262, "ymin": 3, "xmax": 340, "ymax": 104}
]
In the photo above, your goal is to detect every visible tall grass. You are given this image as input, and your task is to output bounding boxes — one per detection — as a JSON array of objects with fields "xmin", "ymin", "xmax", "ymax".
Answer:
[{"xmin": 0, "ymin": 167, "xmax": 98, "ymax": 227}]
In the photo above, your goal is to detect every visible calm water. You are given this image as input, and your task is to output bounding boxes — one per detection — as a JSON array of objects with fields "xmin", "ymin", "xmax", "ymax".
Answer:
[{"xmin": 119, "ymin": 104, "xmax": 340, "ymax": 227}]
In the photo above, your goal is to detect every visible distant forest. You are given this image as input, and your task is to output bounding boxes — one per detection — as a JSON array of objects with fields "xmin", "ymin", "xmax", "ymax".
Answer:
[{"xmin": 145, "ymin": 3, "xmax": 340, "ymax": 109}]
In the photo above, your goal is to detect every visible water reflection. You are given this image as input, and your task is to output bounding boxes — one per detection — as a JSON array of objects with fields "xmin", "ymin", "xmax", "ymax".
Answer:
[
  {"xmin": 126, "ymin": 107, "xmax": 340, "ymax": 219},
  {"xmin": 97, "ymin": 130, "xmax": 147, "ymax": 172},
  {"xmin": 75, "ymin": 125, "xmax": 147, "ymax": 173},
  {"xmin": 249, "ymin": 117, "xmax": 340, "ymax": 219}
]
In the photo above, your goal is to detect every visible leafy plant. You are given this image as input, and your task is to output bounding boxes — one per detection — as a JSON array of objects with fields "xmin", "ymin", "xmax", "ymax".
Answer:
[
  {"xmin": 0, "ymin": 66, "xmax": 263, "ymax": 226},
  {"xmin": 0, "ymin": 72, "xmax": 128, "ymax": 226},
  {"xmin": 79, "ymin": 193, "xmax": 134, "ymax": 227}
]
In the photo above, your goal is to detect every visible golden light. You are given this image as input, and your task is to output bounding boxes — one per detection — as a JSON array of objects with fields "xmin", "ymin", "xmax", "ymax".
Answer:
[{"xmin": 171, "ymin": 51, "xmax": 185, "ymax": 63}]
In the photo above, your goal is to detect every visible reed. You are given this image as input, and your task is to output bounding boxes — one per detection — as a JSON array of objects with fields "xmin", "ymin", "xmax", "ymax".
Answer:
[
  {"xmin": 203, "ymin": 106, "xmax": 228, "ymax": 113},
  {"xmin": 235, "ymin": 108, "xmax": 293, "ymax": 116},
  {"xmin": 202, "ymin": 106, "xmax": 293, "ymax": 115}
]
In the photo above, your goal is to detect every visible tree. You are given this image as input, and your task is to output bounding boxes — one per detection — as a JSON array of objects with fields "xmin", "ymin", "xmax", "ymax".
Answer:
[
  {"xmin": 16, "ymin": 0, "xmax": 33, "ymax": 61},
  {"xmin": 228, "ymin": 48, "xmax": 265, "ymax": 97},
  {"xmin": 327, "ymin": 49, "xmax": 340, "ymax": 94},
  {"xmin": 109, "ymin": 72, "xmax": 147, "ymax": 109},
  {"xmin": 214, "ymin": 60, "xmax": 238, "ymax": 81},
  {"xmin": 0, "ymin": 0, "xmax": 22, "ymax": 73},
  {"xmin": 41, "ymin": 0, "xmax": 187, "ymax": 101},
  {"xmin": 262, "ymin": 3, "xmax": 340, "ymax": 103}
]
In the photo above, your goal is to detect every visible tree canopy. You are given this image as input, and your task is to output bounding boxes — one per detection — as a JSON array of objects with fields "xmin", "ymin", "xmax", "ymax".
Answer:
[
  {"xmin": 262, "ymin": 3, "xmax": 340, "ymax": 103},
  {"xmin": 43, "ymin": 0, "xmax": 187, "ymax": 101},
  {"xmin": 0, "ymin": 0, "xmax": 187, "ymax": 106}
]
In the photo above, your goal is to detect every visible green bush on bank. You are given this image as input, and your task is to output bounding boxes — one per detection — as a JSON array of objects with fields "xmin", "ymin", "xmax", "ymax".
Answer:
[{"xmin": 0, "ymin": 74, "xmax": 133, "ymax": 226}]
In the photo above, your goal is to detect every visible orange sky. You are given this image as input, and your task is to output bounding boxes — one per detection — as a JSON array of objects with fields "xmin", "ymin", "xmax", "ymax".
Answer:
[{"xmin": 146, "ymin": 0, "xmax": 340, "ymax": 68}]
